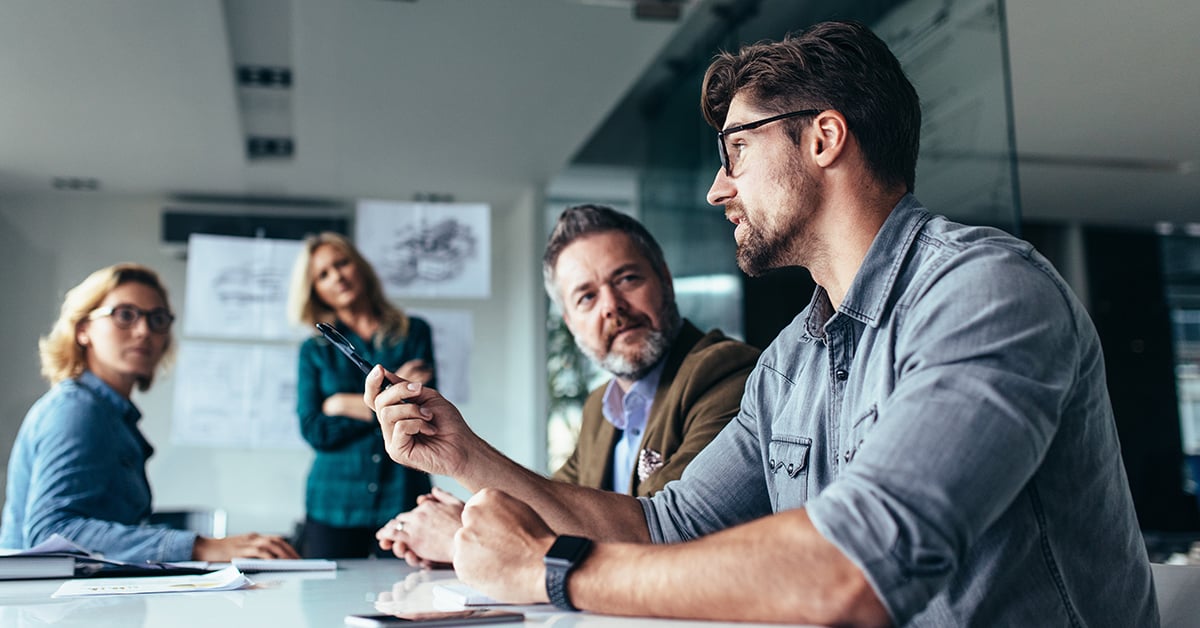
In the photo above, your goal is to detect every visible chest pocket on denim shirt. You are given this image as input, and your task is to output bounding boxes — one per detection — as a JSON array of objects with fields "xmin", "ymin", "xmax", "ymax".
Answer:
[
  {"xmin": 843, "ymin": 405, "xmax": 878, "ymax": 466},
  {"xmin": 767, "ymin": 436, "xmax": 811, "ymax": 511}
]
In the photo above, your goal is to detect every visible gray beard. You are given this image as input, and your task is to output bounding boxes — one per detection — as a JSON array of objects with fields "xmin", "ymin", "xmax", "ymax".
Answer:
[{"xmin": 576, "ymin": 324, "xmax": 674, "ymax": 381}]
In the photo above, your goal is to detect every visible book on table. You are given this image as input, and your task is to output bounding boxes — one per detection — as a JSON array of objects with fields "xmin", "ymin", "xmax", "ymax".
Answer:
[
  {"xmin": 1, "ymin": 534, "xmax": 212, "ymax": 579},
  {"xmin": 0, "ymin": 554, "xmax": 76, "ymax": 580}
]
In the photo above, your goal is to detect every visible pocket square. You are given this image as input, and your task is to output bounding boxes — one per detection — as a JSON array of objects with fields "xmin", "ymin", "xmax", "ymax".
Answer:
[{"xmin": 637, "ymin": 448, "xmax": 664, "ymax": 482}]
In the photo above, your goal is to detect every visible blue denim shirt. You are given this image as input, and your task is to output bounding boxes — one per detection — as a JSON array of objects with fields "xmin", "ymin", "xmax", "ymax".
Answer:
[
  {"xmin": 642, "ymin": 195, "xmax": 1157, "ymax": 626},
  {"xmin": 0, "ymin": 371, "xmax": 196, "ymax": 562}
]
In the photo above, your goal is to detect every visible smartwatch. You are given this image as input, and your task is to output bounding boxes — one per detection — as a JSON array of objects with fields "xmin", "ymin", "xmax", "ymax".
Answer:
[{"xmin": 544, "ymin": 535, "xmax": 593, "ymax": 611}]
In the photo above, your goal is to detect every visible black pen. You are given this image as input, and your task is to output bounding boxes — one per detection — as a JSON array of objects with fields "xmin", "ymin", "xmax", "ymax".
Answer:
[{"xmin": 315, "ymin": 322, "xmax": 394, "ymax": 391}]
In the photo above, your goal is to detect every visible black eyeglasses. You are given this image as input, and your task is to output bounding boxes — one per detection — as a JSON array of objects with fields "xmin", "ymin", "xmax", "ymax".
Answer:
[
  {"xmin": 717, "ymin": 109, "xmax": 822, "ymax": 177},
  {"xmin": 88, "ymin": 304, "xmax": 175, "ymax": 334}
]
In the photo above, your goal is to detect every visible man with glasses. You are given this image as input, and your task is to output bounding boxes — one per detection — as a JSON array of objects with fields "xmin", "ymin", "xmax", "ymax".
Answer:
[{"xmin": 367, "ymin": 21, "xmax": 1156, "ymax": 625}]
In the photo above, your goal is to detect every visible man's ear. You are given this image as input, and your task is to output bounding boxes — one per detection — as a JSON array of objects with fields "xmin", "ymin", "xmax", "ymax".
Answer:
[{"xmin": 810, "ymin": 110, "xmax": 849, "ymax": 168}]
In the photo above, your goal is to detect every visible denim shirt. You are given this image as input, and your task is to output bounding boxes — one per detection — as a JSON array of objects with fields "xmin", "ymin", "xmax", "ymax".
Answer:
[
  {"xmin": 642, "ymin": 195, "xmax": 1157, "ymax": 626},
  {"xmin": 0, "ymin": 371, "xmax": 196, "ymax": 562}
]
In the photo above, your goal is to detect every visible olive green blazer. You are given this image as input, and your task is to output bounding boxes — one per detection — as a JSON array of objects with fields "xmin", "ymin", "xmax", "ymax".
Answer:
[{"xmin": 552, "ymin": 319, "xmax": 760, "ymax": 497}]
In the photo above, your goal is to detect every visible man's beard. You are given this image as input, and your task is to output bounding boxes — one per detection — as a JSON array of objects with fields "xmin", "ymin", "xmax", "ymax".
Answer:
[
  {"xmin": 734, "ymin": 158, "xmax": 820, "ymax": 277},
  {"xmin": 735, "ymin": 213, "xmax": 792, "ymax": 277},
  {"xmin": 576, "ymin": 303, "xmax": 680, "ymax": 381}
]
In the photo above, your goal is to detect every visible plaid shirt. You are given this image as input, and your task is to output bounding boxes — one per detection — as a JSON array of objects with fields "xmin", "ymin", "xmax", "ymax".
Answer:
[{"xmin": 296, "ymin": 318, "xmax": 434, "ymax": 528}]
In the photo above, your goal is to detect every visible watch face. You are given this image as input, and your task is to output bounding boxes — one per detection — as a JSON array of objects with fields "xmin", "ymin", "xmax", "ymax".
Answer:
[{"xmin": 546, "ymin": 535, "xmax": 592, "ymax": 566}]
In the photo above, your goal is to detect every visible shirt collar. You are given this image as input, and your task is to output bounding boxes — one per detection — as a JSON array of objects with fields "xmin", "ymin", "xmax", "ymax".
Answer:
[
  {"xmin": 803, "ymin": 194, "xmax": 932, "ymax": 334},
  {"xmin": 601, "ymin": 357, "xmax": 667, "ymax": 431},
  {"xmin": 78, "ymin": 370, "xmax": 142, "ymax": 425}
]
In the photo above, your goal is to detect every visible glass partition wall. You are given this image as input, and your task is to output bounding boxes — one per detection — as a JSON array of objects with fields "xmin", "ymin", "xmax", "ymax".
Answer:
[{"xmin": 545, "ymin": 0, "xmax": 1020, "ymax": 470}]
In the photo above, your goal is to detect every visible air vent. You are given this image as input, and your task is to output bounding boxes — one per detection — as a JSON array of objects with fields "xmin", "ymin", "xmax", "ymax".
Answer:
[
  {"xmin": 223, "ymin": 0, "xmax": 295, "ymax": 161},
  {"xmin": 51, "ymin": 177, "xmax": 100, "ymax": 191},
  {"xmin": 246, "ymin": 136, "xmax": 295, "ymax": 159},
  {"xmin": 634, "ymin": 0, "xmax": 684, "ymax": 21}
]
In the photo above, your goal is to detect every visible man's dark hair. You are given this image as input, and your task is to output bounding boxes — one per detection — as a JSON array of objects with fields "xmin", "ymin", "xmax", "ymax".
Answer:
[
  {"xmin": 542, "ymin": 204, "xmax": 672, "ymax": 308},
  {"xmin": 701, "ymin": 20, "xmax": 921, "ymax": 192}
]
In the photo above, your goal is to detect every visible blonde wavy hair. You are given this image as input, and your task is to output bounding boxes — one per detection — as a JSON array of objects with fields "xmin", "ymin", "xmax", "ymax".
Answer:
[
  {"xmin": 39, "ymin": 263, "xmax": 175, "ymax": 392},
  {"xmin": 287, "ymin": 232, "xmax": 409, "ymax": 344}
]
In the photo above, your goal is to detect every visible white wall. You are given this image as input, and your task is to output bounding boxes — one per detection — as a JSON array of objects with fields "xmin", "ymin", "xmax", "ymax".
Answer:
[{"xmin": 0, "ymin": 191, "xmax": 546, "ymax": 536}]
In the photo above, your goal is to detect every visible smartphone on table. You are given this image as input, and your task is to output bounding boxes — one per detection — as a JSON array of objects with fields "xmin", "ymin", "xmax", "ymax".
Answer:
[{"xmin": 344, "ymin": 609, "xmax": 524, "ymax": 627}]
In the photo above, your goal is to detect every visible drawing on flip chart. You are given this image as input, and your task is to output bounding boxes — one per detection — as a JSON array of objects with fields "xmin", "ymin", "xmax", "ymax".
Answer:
[
  {"xmin": 356, "ymin": 201, "xmax": 491, "ymax": 299},
  {"xmin": 212, "ymin": 266, "xmax": 290, "ymax": 305},
  {"xmin": 382, "ymin": 218, "xmax": 478, "ymax": 286},
  {"xmin": 184, "ymin": 234, "xmax": 306, "ymax": 340}
]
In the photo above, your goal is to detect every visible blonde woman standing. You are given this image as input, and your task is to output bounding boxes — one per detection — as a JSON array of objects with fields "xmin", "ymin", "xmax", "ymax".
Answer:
[
  {"xmin": 0, "ymin": 263, "xmax": 298, "ymax": 562},
  {"xmin": 289, "ymin": 233, "xmax": 435, "ymax": 558}
]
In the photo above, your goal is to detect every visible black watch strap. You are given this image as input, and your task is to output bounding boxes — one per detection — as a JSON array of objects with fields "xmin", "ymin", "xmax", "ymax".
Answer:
[
  {"xmin": 545, "ymin": 558, "xmax": 576, "ymax": 611},
  {"xmin": 544, "ymin": 535, "xmax": 593, "ymax": 611}
]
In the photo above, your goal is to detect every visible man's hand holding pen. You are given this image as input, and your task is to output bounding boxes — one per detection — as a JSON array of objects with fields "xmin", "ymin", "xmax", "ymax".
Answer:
[{"xmin": 364, "ymin": 364, "xmax": 480, "ymax": 479}]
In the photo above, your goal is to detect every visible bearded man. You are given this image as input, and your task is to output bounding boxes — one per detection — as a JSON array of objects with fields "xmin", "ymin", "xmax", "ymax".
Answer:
[{"xmin": 375, "ymin": 203, "xmax": 759, "ymax": 566}]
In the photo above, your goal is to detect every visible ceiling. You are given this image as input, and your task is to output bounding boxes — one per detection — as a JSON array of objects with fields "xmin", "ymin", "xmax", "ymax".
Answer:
[
  {"xmin": 0, "ymin": 0, "xmax": 694, "ymax": 212},
  {"xmin": 0, "ymin": 0, "xmax": 1196, "ymax": 227}
]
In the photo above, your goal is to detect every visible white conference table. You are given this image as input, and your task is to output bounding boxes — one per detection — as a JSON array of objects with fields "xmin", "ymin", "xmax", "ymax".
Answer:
[{"xmin": 0, "ymin": 558, "xmax": 813, "ymax": 627}]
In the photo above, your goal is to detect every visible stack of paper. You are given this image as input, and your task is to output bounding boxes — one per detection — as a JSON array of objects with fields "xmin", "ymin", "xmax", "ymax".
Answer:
[{"xmin": 51, "ymin": 565, "xmax": 253, "ymax": 597}]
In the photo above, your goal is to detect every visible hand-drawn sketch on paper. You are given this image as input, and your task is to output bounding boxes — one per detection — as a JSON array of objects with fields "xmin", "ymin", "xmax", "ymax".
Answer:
[
  {"xmin": 355, "ymin": 201, "xmax": 491, "ymax": 298},
  {"xmin": 408, "ymin": 308, "xmax": 472, "ymax": 405},
  {"xmin": 183, "ymin": 234, "xmax": 306, "ymax": 340},
  {"xmin": 170, "ymin": 340, "xmax": 305, "ymax": 449}
]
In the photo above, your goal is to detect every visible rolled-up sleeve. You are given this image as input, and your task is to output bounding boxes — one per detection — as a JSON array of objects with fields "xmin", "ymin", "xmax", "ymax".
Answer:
[
  {"xmin": 641, "ymin": 372, "xmax": 774, "ymax": 544},
  {"xmin": 805, "ymin": 246, "xmax": 1079, "ymax": 622}
]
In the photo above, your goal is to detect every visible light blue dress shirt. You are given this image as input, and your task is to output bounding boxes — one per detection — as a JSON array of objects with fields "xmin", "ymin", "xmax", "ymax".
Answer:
[
  {"xmin": 601, "ymin": 360, "xmax": 665, "ymax": 494},
  {"xmin": 641, "ymin": 195, "xmax": 1157, "ymax": 626},
  {"xmin": 0, "ymin": 371, "xmax": 196, "ymax": 562}
]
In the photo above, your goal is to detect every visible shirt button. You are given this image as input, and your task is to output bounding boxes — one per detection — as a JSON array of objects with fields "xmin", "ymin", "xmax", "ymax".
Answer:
[
  {"xmin": 367, "ymin": 483, "xmax": 378, "ymax": 493},
  {"xmin": 835, "ymin": 368, "xmax": 849, "ymax": 381},
  {"xmin": 372, "ymin": 454, "xmax": 382, "ymax": 463},
  {"xmin": 631, "ymin": 429, "xmax": 641, "ymax": 436}
]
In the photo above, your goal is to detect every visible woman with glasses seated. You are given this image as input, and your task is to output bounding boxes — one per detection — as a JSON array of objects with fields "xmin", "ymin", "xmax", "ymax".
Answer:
[{"xmin": 0, "ymin": 263, "xmax": 300, "ymax": 562}]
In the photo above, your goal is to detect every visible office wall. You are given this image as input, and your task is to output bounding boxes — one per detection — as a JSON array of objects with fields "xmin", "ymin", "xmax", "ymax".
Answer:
[{"xmin": 0, "ymin": 191, "xmax": 547, "ymax": 536}]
